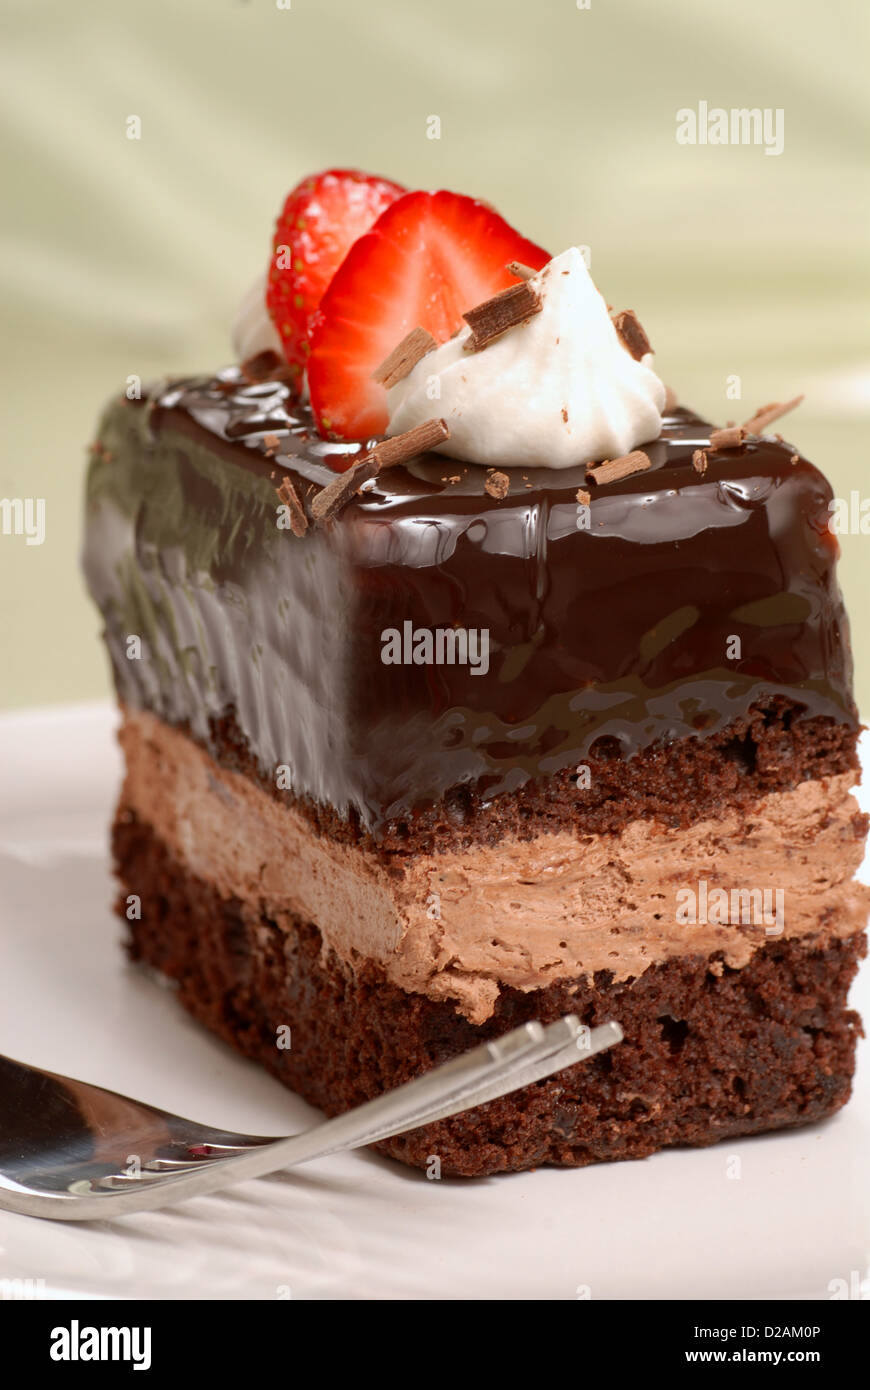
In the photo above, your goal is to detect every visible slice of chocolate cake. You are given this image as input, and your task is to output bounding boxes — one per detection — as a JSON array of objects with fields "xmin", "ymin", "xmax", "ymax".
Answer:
[{"xmin": 82, "ymin": 173, "xmax": 868, "ymax": 1176}]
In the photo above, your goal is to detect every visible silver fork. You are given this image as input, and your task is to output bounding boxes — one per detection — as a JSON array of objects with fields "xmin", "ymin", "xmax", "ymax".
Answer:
[{"xmin": 0, "ymin": 1018, "xmax": 622, "ymax": 1220}]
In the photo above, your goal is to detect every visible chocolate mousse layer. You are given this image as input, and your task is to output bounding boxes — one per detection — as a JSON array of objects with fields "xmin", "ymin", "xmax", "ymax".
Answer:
[{"xmin": 117, "ymin": 708, "xmax": 869, "ymax": 1024}]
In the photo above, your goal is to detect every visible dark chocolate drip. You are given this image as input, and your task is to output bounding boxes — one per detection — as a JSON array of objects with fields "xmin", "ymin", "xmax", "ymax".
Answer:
[{"xmin": 82, "ymin": 370, "xmax": 856, "ymax": 833}]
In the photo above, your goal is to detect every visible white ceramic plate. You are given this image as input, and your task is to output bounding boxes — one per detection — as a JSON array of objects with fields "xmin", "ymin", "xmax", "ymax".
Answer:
[{"xmin": 0, "ymin": 702, "xmax": 868, "ymax": 1301}]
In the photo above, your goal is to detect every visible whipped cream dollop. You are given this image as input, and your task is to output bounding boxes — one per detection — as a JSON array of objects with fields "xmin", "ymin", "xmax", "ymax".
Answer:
[
  {"xmin": 386, "ymin": 247, "xmax": 666, "ymax": 468},
  {"xmin": 231, "ymin": 269, "xmax": 283, "ymax": 362}
]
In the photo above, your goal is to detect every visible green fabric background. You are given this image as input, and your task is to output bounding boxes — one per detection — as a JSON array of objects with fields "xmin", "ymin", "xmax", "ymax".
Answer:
[{"xmin": 1, "ymin": 0, "xmax": 867, "ymax": 710}]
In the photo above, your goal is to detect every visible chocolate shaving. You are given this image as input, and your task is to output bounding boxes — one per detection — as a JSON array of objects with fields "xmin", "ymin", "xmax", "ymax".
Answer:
[
  {"xmin": 240, "ymin": 349, "xmax": 300, "ymax": 387},
  {"xmin": 311, "ymin": 455, "xmax": 380, "ymax": 525},
  {"xmin": 484, "ymin": 470, "xmax": 510, "ymax": 499},
  {"xmin": 576, "ymin": 488, "xmax": 591, "ymax": 507},
  {"xmin": 263, "ymin": 432, "xmax": 281, "ymax": 457},
  {"xmin": 371, "ymin": 418, "xmax": 450, "ymax": 469},
  {"xmin": 612, "ymin": 310, "xmax": 652, "ymax": 361},
  {"xmin": 276, "ymin": 476, "xmax": 308, "ymax": 536},
  {"xmin": 241, "ymin": 349, "xmax": 282, "ymax": 382},
  {"xmin": 372, "ymin": 326, "xmax": 437, "ymax": 389},
  {"xmin": 663, "ymin": 385, "xmax": 678, "ymax": 413},
  {"xmin": 709, "ymin": 425, "xmax": 747, "ymax": 451},
  {"xmin": 505, "ymin": 260, "xmax": 537, "ymax": 281},
  {"xmin": 463, "ymin": 281, "xmax": 541, "ymax": 351},
  {"xmin": 741, "ymin": 394, "xmax": 804, "ymax": 435},
  {"xmin": 692, "ymin": 448, "xmax": 708, "ymax": 475},
  {"xmin": 586, "ymin": 451, "xmax": 651, "ymax": 486},
  {"xmin": 311, "ymin": 420, "xmax": 451, "ymax": 525}
]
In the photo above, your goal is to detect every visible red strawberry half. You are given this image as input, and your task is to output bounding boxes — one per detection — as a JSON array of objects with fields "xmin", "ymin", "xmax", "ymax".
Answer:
[
  {"xmin": 307, "ymin": 190, "xmax": 550, "ymax": 440},
  {"xmin": 266, "ymin": 168, "xmax": 405, "ymax": 385}
]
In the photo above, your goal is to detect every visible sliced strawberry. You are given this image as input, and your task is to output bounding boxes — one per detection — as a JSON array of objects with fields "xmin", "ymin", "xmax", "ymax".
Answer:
[
  {"xmin": 307, "ymin": 190, "xmax": 550, "ymax": 440},
  {"xmin": 266, "ymin": 168, "xmax": 405, "ymax": 385}
]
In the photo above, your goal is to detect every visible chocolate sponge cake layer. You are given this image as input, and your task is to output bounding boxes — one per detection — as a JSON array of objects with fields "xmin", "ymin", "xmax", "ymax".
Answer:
[
  {"xmin": 117, "ymin": 810, "xmax": 866, "ymax": 1178},
  {"xmin": 204, "ymin": 693, "xmax": 858, "ymax": 857}
]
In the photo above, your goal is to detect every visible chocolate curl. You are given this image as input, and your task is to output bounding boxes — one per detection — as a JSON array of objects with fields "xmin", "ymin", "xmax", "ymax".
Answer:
[
  {"xmin": 312, "ymin": 419, "xmax": 451, "ymax": 524},
  {"xmin": 276, "ymin": 476, "xmax": 308, "ymax": 535},
  {"xmin": 741, "ymin": 395, "xmax": 804, "ymax": 435},
  {"xmin": 371, "ymin": 418, "xmax": 450, "ymax": 469},
  {"xmin": 505, "ymin": 260, "xmax": 537, "ymax": 281},
  {"xmin": 586, "ymin": 451, "xmax": 652, "ymax": 486},
  {"xmin": 372, "ymin": 326, "xmax": 437, "ymax": 389},
  {"xmin": 463, "ymin": 282, "xmax": 542, "ymax": 351},
  {"xmin": 709, "ymin": 426, "xmax": 747, "ymax": 451},
  {"xmin": 310, "ymin": 456, "xmax": 380, "ymax": 525},
  {"xmin": 612, "ymin": 310, "xmax": 652, "ymax": 361}
]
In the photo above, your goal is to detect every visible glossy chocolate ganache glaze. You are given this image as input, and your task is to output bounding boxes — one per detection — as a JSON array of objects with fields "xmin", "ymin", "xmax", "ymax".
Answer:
[{"xmin": 82, "ymin": 368, "xmax": 856, "ymax": 835}]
